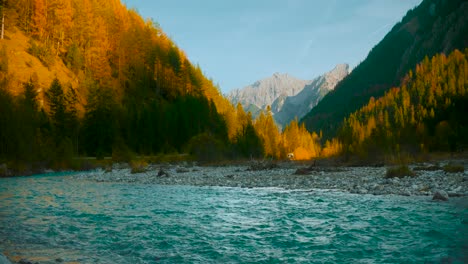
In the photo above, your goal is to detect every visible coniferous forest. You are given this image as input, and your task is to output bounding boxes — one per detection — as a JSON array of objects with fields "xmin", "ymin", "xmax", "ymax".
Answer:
[
  {"xmin": 0, "ymin": 0, "xmax": 326, "ymax": 173},
  {"xmin": 339, "ymin": 49, "xmax": 468, "ymax": 160},
  {"xmin": 0, "ymin": 0, "xmax": 467, "ymax": 175}
]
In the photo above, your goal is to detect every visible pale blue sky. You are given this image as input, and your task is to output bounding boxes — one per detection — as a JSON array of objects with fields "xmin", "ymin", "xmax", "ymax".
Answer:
[{"xmin": 123, "ymin": 0, "xmax": 422, "ymax": 93}]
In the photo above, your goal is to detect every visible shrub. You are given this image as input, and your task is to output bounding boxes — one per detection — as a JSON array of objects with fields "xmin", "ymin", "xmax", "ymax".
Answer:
[
  {"xmin": 187, "ymin": 133, "xmax": 226, "ymax": 163},
  {"xmin": 28, "ymin": 40, "xmax": 55, "ymax": 67},
  {"xmin": 385, "ymin": 165, "xmax": 416, "ymax": 178},
  {"xmin": 443, "ymin": 163, "xmax": 464, "ymax": 173},
  {"xmin": 65, "ymin": 43, "xmax": 84, "ymax": 73},
  {"xmin": 130, "ymin": 160, "xmax": 148, "ymax": 174},
  {"xmin": 112, "ymin": 138, "xmax": 134, "ymax": 163}
]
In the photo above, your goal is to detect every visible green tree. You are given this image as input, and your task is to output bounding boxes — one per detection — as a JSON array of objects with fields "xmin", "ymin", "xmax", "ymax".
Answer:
[
  {"xmin": 82, "ymin": 85, "xmax": 118, "ymax": 158},
  {"xmin": 46, "ymin": 78, "xmax": 67, "ymax": 141}
]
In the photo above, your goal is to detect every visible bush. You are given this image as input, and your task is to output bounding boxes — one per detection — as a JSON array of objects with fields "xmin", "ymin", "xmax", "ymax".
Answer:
[
  {"xmin": 130, "ymin": 160, "xmax": 148, "ymax": 174},
  {"xmin": 385, "ymin": 165, "xmax": 416, "ymax": 178},
  {"xmin": 443, "ymin": 163, "xmax": 464, "ymax": 173},
  {"xmin": 187, "ymin": 133, "xmax": 226, "ymax": 163},
  {"xmin": 28, "ymin": 40, "xmax": 55, "ymax": 67},
  {"xmin": 65, "ymin": 43, "xmax": 84, "ymax": 73},
  {"xmin": 112, "ymin": 138, "xmax": 134, "ymax": 163}
]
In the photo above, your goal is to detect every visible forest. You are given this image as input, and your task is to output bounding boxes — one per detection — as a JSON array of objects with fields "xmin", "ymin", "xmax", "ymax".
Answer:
[
  {"xmin": 0, "ymin": 0, "xmax": 326, "ymax": 174},
  {"xmin": 338, "ymin": 49, "xmax": 468, "ymax": 161},
  {"xmin": 0, "ymin": 0, "xmax": 466, "ymax": 175},
  {"xmin": 301, "ymin": 0, "xmax": 468, "ymax": 140}
]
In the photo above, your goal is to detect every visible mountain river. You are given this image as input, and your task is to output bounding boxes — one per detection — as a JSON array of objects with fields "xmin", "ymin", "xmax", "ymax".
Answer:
[{"xmin": 0, "ymin": 172, "xmax": 467, "ymax": 263}]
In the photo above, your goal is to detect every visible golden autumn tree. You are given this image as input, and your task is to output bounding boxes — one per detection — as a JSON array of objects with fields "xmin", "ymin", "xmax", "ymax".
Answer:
[
  {"xmin": 281, "ymin": 119, "xmax": 321, "ymax": 160},
  {"xmin": 48, "ymin": 0, "xmax": 73, "ymax": 52},
  {"xmin": 31, "ymin": 0, "xmax": 46, "ymax": 40},
  {"xmin": 253, "ymin": 106, "xmax": 281, "ymax": 158},
  {"xmin": 85, "ymin": 16, "xmax": 111, "ymax": 83}
]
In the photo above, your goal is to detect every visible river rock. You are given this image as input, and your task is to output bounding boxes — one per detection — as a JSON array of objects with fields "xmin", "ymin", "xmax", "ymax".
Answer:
[
  {"xmin": 294, "ymin": 168, "xmax": 310, "ymax": 175},
  {"xmin": 0, "ymin": 254, "xmax": 12, "ymax": 264},
  {"xmin": 176, "ymin": 168, "xmax": 190, "ymax": 173},
  {"xmin": 18, "ymin": 259, "xmax": 36, "ymax": 264},
  {"xmin": 158, "ymin": 169, "xmax": 169, "ymax": 177},
  {"xmin": 432, "ymin": 190, "xmax": 449, "ymax": 201}
]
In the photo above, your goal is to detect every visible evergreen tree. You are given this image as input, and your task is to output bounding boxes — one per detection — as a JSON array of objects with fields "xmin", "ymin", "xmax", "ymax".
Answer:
[{"xmin": 82, "ymin": 85, "xmax": 117, "ymax": 158}]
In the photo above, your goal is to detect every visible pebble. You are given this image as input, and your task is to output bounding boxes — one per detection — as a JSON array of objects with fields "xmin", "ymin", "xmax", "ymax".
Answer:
[{"xmin": 72, "ymin": 162, "xmax": 468, "ymax": 198}]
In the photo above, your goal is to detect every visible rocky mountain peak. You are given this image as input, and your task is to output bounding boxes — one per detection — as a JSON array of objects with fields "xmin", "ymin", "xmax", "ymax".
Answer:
[
  {"xmin": 324, "ymin": 64, "xmax": 349, "ymax": 91},
  {"xmin": 227, "ymin": 72, "xmax": 310, "ymax": 111},
  {"xmin": 228, "ymin": 64, "xmax": 349, "ymax": 126}
]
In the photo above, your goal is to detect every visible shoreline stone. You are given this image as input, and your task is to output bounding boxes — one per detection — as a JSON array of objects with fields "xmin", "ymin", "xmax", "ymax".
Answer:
[
  {"xmin": 432, "ymin": 190, "xmax": 449, "ymax": 201},
  {"xmin": 72, "ymin": 162, "xmax": 468, "ymax": 198}
]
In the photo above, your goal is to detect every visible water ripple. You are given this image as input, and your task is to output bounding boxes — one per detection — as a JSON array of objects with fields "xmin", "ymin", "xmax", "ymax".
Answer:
[{"xmin": 0, "ymin": 174, "xmax": 467, "ymax": 263}]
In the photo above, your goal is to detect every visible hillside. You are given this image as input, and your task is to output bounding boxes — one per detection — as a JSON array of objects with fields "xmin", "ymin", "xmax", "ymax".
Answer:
[
  {"xmin": 0, "ymin": 0, "xmax": 263, "ymax": 169},
  {"xmin": 1, "ymin": 26, "xmax": 84, "ymax": 108},
  {"xmin": 339, "ymin": 49, "xmax": 468, "ymax": 158},
  {"xmin": 301, "ymin": 0, "xmax": 468, "ymax": 139}
]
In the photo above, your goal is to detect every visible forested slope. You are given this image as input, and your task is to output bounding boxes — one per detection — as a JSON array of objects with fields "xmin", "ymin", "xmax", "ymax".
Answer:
[
  {"xmin": 339, "ymin": 49, "xmax": 468, "ymax": 158},
  {"xmin": 0, "ymin": 0, "xmax": 262, "ymax": 170},
  {"xmin": 301, "ymin": 0, "xmax": 468, "ymax": 139}
]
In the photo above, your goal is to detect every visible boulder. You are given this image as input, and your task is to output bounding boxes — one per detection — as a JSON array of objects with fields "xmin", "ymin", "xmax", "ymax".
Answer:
[
  {"xmin": 294, "ymin": 168, "xmax": 310, "ymax": 175},
  {"xmin": 158, "ymin": 169, "xmax": 169, "ymax": 177},
  {"xmin": 432, "ymin": 190, "xmax": 449, "ymax": 201}
]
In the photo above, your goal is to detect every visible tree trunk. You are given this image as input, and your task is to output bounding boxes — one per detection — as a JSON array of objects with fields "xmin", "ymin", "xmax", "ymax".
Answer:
[{"xmin": 1, "ymin": 14, "xmax": 4, "ymax": 40}]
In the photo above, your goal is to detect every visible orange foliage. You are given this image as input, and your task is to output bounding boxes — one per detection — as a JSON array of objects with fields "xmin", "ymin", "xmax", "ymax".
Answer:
[{"xmin": 8, "ymin": 0, "xmax": 245, "ymax": 138}]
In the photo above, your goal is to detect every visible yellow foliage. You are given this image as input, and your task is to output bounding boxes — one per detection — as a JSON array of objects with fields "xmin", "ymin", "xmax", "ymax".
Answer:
[
  {"xmin": 321, "ymin": 139, "xmax": 342, "ymax": 157},
  {"xmin": 293, "ymin": 146, "xmax": 313, "ymax": 160},
  {"xmin": 280, "ymin": 118, "xmax": 321, "ymax": 160},
  {"xmin": 254, "ymin": 108, "xmax": 281, "ymax": 158}
]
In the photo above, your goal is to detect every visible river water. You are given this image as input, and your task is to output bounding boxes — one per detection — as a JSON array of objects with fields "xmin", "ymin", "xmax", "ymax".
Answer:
[{"xmin": 0, "ymin": 173, "xmax": 467, "ymax": 263}]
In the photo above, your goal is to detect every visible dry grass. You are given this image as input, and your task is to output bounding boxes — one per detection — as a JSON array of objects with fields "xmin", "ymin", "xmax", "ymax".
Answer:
[{"xmin": 2, "ymin": 26, "xmax": 84, "ymax": 112}]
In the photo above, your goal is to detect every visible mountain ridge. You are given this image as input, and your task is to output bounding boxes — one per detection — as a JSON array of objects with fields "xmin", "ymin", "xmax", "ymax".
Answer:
[
  {"xmin": 228, "ymin": 64, "xmax": 349, "ymax": 127},
  {"xmin": 274, "ymin": 64, "xmax": 349, "ymax": 127},
  {"xmin": 300, "ymin": 0, "xmax": 468, "ymax": 138}
]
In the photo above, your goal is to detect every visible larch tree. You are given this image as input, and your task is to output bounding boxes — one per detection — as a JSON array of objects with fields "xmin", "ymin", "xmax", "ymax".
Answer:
[{"xmin": 31, "ymin": 0, "xmax": 47, "ymax": 40}]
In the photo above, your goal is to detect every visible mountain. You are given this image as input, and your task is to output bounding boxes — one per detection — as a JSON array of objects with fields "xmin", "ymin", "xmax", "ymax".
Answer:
[
  {"xmin": 301, "ymin": 0, "xmax": 468, "ymax": 139},
  {"xmin": 228, "ymin": 64, "xmax": 348, "ymax": 127},
  {"xmin": 274, "ymin": 64, "xmax": 349, "ymax": 127},
  {"xmin": 228, "ymin": 73, "xmax": 311, "ymax": 118}
]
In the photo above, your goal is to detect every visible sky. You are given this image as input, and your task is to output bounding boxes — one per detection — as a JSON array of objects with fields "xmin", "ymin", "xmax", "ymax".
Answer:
[{"xmin": 123, "ymin": 0, "xmax": 422, "ymax": 94}]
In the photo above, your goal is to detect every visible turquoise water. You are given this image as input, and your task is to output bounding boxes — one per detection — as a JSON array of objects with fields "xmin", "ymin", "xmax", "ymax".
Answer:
[{"xmin": 0, "ymin": 173, "xmax": 467, "ymax": 263}]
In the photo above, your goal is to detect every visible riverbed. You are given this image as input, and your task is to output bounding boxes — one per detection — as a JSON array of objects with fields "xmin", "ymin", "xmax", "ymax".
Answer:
[{"xmin": 0, "ymin": 167, "xmax": 467, "ymax": 263}]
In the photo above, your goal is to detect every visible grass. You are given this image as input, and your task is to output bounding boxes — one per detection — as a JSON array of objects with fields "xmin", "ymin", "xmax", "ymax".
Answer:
[
  {"xmin": 443, "ymin": 163, "xmax": 465, "ymax": 173},
  {"xmin": 385, "ymin": 165, "xmax": 416, "ymax": 178}
]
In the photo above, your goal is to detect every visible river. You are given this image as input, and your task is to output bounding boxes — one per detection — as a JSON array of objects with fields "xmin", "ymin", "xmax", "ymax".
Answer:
[{"xmin": 0, "ymin": 172, "xmax": 467, "ymax": 263}]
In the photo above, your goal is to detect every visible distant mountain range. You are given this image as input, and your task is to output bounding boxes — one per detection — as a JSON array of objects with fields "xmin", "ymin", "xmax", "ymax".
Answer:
[
  {"xmin": 300, "ymin": 0, "xmax": 468, "ymax": 139},
  {"xmin": 227, "ymin": 64, "xmax": 349, "ymax": 127}
]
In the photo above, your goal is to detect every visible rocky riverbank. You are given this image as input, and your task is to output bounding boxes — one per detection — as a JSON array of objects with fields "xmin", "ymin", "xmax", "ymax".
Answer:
[{"xmin": 72, "ymin": 160, "xmax": 468, "ymax": 199}]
